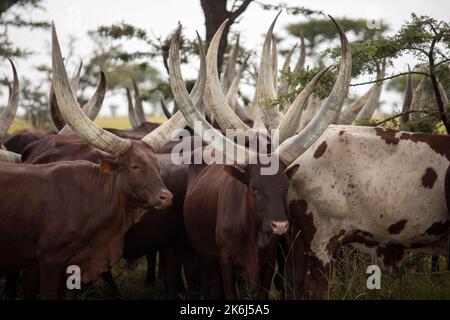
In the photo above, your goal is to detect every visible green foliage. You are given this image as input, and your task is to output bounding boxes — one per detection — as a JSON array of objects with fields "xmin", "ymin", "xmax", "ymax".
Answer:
[{"xmin": 270, "ymin": 64, "xmax": 337, "ymax": 109}]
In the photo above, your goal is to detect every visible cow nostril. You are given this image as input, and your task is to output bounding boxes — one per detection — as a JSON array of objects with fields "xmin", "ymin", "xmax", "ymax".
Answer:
[
  {"xmin": 159, "ymin": 190, "xmax": 173, "ymax": 203},
  {"xmin": 271, "ymin": 221, "xmax": 289, "ymax": 234}
]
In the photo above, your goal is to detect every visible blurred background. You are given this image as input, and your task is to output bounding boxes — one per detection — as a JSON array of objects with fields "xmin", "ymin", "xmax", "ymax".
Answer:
[{"xmin": 0, "ymin": 0, "xmax": 449, "ymax": 132}]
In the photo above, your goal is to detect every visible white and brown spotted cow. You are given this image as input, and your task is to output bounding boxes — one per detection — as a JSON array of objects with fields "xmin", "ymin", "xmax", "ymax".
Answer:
[{"xmin": 287, "ymin": 124, "xmax": 450, "ymax": 299}]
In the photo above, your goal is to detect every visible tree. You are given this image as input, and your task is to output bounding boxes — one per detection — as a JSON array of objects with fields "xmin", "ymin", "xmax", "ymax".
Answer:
[
  {"xmin": 0, "ymin": 0, "xmax": 49, "ymax": 59},
  {"xmin": 345, "ymin": 14, "xmax": 450, "ymax": 133}
]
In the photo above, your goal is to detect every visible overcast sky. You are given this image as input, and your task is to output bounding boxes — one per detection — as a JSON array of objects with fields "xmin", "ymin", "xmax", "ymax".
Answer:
[{"xmin": 2, "ymin": 0, "xmax": 450, "ymax": 116}]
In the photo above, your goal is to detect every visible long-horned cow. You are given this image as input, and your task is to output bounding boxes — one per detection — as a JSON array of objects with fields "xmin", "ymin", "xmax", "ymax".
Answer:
[
  {"xmin": 0, "ymin": 23, "xmax": 187, "ymax": 299},
  {"xmin": 169, "ymin": 13, "xmax": 351, "ymax": 299}
]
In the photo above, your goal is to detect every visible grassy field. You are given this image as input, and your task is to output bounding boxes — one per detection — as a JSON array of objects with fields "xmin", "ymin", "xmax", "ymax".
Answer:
[
  {"xmin": 2, "ymin": 250, "xmax": 450, "ymax": 300},
  {"xmin": 7, "ymin": 115, "xmax": 167, "ymax": 134}
]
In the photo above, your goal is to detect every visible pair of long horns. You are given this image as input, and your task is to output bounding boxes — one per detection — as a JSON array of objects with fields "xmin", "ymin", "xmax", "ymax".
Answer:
[
  {"xmin": 51, "ymin": 23, "xmax": 197, "ymax": 156},
  {"xmin": 170, "ymin": 14, "xmax": 351, "ymax": 166}
]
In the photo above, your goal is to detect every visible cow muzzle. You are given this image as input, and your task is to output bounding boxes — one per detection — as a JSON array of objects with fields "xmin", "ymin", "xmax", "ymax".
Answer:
[
  {"xmin": 153, "ymin": 189, "xmax": 173, "ymax": 209},
  {"xmin": 271, "ymin": 220, "xmax": 289, "ymax": 235}
]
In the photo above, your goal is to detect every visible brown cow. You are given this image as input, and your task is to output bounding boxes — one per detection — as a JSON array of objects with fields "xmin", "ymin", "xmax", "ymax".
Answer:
[{"xmin": 0, "ymin": 23, "xmax": 190, "ymax": 299}]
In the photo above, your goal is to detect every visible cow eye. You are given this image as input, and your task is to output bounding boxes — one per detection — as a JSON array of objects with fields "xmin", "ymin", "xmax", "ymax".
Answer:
[
  {"xmin": 131, "ymin": 165, "xmax": 140, "ymax": 170},
  {"xmin": 252, "ymin": 187, "xmax": 260, "ymax": 194}
]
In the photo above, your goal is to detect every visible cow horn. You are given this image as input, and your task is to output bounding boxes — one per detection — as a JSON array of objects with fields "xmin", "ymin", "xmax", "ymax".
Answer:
[
  {"xmin": 0, "ymin": 59, "xmax": 19, "ymax": 141},
  {"xmin": 410, "ymin": 76, "xmax": 426, "ymax": 121},
  {"xmin": 0, "ymin": 149, "xmax": 21, "ymax": 163},
  {"xmin": 257, "ymin": 12, "xmax": 283, "ymax": 132},
  {"xmin": 203, "ymin": 19, "xmax": 251, "ymax": 132},
  {"xmin": 49, "ymin": 62, "xmax": 82, "ymax": 131},
  {"xmin": 277, "ymin": 15, "xmax": 352, "ymax": 165},
  {"xmin": 59, "ymin": 71, "xmax": 107, "ymax": 134},
  {"xmin": 141, "ymin": 30, "xmax": 206, "ymax": 151},
  {"xmin": 52, "ymin": 22, "xmax": 131, "ymax": 156},
  {"xmin": 169, "ymin": 25, "xmax": 256, "ymax": 164},
  {"xmin": 400, "ymin": 66, "xmax": 413, "ymax": 124},
  {"xmin": 127, "ymin": 87, "xmax": 140, "ymax": 129},
  {"xmin": 339, "ymin": 88, "xmax": 372, "ymax": 125},
  {"xmin": 133, "ymin": 79, "xmax": 146, "ymax": 124},
  {"xmin": 226, "ymin": 54, "xmax": 250, "ymax": 111},
  {"xmin": 278, "ymin": 43, "xmax": 298, "ymax": 95},
  {"xmin": 221, "ymin": 33, "xmax": 240, "ymax": 94},
  {"xmin": 271, "ymin": 33, "xmax": 278, "ymax": 95},
  {"xmin": 293, "ymin": 34, "xmax": 306, "ymax": 73},
  {"xmin": 354, "ymin": 63, "xmax": 386, "ymax": 122},
  {"xmin": 160, "ymin": 95, "xmax": 173, "ymax": 119},
  {"xmin": 274, "ymin": 65, "xmax": 332, "ymax": 144}
]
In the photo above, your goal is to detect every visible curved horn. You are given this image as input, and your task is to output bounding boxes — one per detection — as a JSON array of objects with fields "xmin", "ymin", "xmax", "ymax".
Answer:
[
  {"xmin": 277, "ymin": 15, "xmax": 352, "ymax": 165},
  {"xmin": 49, "ymin": 62, "xmax": 82, "ymax": 131},
  {"xmin": 278, "ymin": 43, "xmax": 298, "ymax": 95},
  {"xmin": 133, "ymin": 79, "xmax": 146, "ymax": 124},
  {"xmin": 169, "ymin": 26, "xmax": 256, "ymax": 164},
  {"xmin": 52, "ymin": 23, "xmax": 131, "ymax": 156},
  {"xmin": 354, "ymin": 63, "xmax": 386, "ymax": 122},
  {"xmin": 438, "ymin": 78, "xmax": 448, "ymax": 108},
  {"xmin": 202, "ymin": 19, "xmax": 251, "ymax": 132},
  {"xmin": 221, "ymin": 33, "xmax": 240, "ymax": 94},
  {"xmin": 293, "ymin": 34, "xmax": 306, "ymax": 73},
  {"xmin": 257, "ymin": 12, "xmax": 283, "ymax": 131},
  {"xmin": 127, "ymin": 87, "xmax": 140, "ymax": 129},
  {"xmin": 160, "ymin": 95, "xmax": 173, "ymax": 120},
  {"xmin": 0, "ymin": 59, "xmax": 19, "ymax": 141},
  {"xmin": 339, "ymin": 88, "xmax": 372, "ymax": 125},
  {"xmin": 410, "ymin": 76, "xmax": 426, "ymax": 121},
  {"xmin": 226, "ymin": 54, "xmax": 250, "ymax": 111},
  {"xmin": 400, "ymin": 66, "xmax": 413, "ymax": 124},
  {"xmin": 274, "ymin": 66, "xmax": 331, "ymax": 143},
  {"xmin": 271, "ymin": 33, "xmax": 278, "ymax": 95},
  {"xmin": 59, "ymin": 71, "xmax": 107, "ymax": 134},
  {"xmin": 141, "ymin": 30, "xmax": 206, "ymax": 151},
  {"xmin": 0, "ymin": 149, "xmax": 21, "ymax": 163}
]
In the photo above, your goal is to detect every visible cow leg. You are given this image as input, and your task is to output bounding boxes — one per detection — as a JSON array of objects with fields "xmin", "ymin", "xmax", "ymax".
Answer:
[
  {"xmin": 274, "ymin": 238, "xmax": 287, "ymax": 295},
  {"xmin": 431, "ymin": 255, "xmax": 440, "ymax": 272},
  {"xmin": 201, "ymin": 259, "xmax": 222, "ymax": 299},
  {"xmin": 220, "ymin": 252, "xmax": 237, "ymax": 300},
  {"xmin": 158, "ymin": 250, "xmax": 166, "ymax": 283},
  {"xmin": 146, "ymin": 250, "xmax": 157, "ymax": 285},
  {"xmin": 39, "ymin": 263, "xmax": 64, "ymax": 300},
  {"xmin": 101, "ymin": 271, "xmax": 122, "ymax": 298},
  {"xmin": 23, "ymin": 267, "xmax": 40, "ymax": 300},
  {"xmin": 163, "ymin": 247, "xmax": 183, "ymax": 299},
  {"xmin": 255, "ymin": 238, "xmax": 278, "ymax": 299},
  {"xmin": 182, "ymin": 248, "xmax": 201, "ymax": 299},
  {"xmin": 4, "ymin": 271, "xmax": 19, "ymax": 299}
]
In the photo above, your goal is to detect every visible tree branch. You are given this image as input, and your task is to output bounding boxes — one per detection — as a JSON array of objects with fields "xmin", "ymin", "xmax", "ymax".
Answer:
[
  {"xmin": 350, "ymin": 71, "xmax": 430, "ymax": 87},
  {"xmin": 374, "ymin": 110, "xmax": 433, "ymax": 126},
  {"xmin": 229, "ymin": 0, "xmax": 253, "ymax": 22}
]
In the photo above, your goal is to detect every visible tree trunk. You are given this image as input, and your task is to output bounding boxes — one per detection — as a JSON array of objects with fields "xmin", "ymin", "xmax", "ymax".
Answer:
[
  {"xmin": 200, "ymin": 0, "xmax": 253, "ymax": 73},
  {"xmin": 0, "ymin": 0, "xmax": 22, "ymax": 16}
]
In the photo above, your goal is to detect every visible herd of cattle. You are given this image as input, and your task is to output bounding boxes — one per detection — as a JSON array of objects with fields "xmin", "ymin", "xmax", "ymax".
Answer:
[{"xmin": 0, "ymin": 14, "xmax": 450, "ymax": 300}]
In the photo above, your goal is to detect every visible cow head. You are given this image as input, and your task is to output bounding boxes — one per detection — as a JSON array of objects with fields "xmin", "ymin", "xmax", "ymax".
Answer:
[
  {"xmin": 224, "ymin": 161, "xmax": 290, "ymax": 235},
  {"xmin": 100, "ymin": 140, "xmax": 172, "ymax": 210}
]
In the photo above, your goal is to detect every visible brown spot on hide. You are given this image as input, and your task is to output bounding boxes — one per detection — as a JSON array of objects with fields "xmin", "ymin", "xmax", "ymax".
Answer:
[
  {"xmin": 375, "ymin": 127, "xmax": 399, "ymax": 145},
  {"xmin": 387, "ymin": 219, "xmax": 407, "ymax": 235},
  {"xmin": 289, "ymin": 199, "xmax": 316, "ymax": 250},
  {"xmin": 421, "ymin": 167, "xmax": 437, "ymax": 189},
  {"xmin": 313, "ymin": 141, "xmax": 328, "ymax": 159},
  {"xmin": 425, "ymin": 220, "xmax": 450, "ymax": 236}
]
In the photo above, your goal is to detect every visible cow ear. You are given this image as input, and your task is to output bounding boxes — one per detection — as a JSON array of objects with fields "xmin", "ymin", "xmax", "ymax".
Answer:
[
  {"xmin": 224, "ymin": 165, "xmax": 249, "ymax": 185},
  {"xmin": 285, "ymin": 164, "xmax": 300, "ymax": 179},
  {"xmin": 99, "ymin": 159, "xmax": 120, "ymax": 173}
]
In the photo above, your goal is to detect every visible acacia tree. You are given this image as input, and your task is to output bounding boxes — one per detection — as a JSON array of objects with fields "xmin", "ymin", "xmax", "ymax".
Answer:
[{"xmin": 346, "ymin": 14, "xmax": 450, "ymax": 133}]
